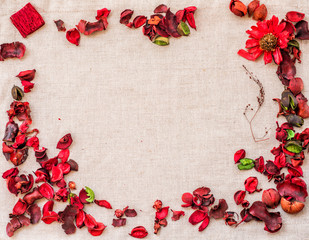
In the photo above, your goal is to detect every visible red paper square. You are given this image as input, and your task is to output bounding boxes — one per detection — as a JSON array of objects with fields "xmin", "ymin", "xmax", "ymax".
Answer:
[{"xmin": 10, "ymin": 3, "xmax": 45, "ymax": 38}]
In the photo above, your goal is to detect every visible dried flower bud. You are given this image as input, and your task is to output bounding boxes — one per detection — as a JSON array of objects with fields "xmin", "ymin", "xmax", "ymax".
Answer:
[
  {"xmin": 247, "ymin": 0, "xmax": 260, "ymax": 17},
  {"xmin": 153, "ymin": 200, "xmax": 162, "ymax": 211},
  {"xmin": 115, "ymin": 209, "xmax": 124, "ymax": 218},
  {"xmin": 11, "ymin": 85, "xmax": 24, "ymax": 101},
  {"xmin": 68, "ymin": 181, "xmax": 76, "ymax": 190},
  {"xmin": 154, "ymin": 223, "xmax": 161, "ymax": 234},
  {"xmin": 252, "ymin": 4, "xmax": 267, "ymax": 21},
  {"xmin": 229, "ymin": 0, "xmax": 247, "ymax": 17},
  {"xmin": 262, "ymin": 189, "xmax": 281, "ymax": 208},
  {"xmin": 280, "ymin": 197, "xmax": 305, "ymax": 214}
]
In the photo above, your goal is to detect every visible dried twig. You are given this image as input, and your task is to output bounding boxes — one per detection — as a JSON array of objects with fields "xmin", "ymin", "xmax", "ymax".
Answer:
[{"xmin": 242, "ymin": 65, "xmax": 270, "ymax": 142}]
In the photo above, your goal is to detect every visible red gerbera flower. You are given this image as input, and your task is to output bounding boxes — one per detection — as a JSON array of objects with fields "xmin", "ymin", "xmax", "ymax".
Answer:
[{"xmin": 238, "ymin": 16, "xmax": 290, "ymax": 65}]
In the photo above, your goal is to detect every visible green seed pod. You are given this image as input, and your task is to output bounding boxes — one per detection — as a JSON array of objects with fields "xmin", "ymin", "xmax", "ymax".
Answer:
[
  {"xmin": 11, "ymin": 85, "xmax": 24, "ymax": 100},
  {"xmin": 285, "ymin": 140, "xmax": 303, "ymax": 154},
  {"xmin": 240, "ymin": 158, "xmax": 255, "ymax": 166},
  {"xmin": 238, "ymin": 163, "xmax": 255, "ymax": 170},
  {"xmin": 177, "ymin": 21, "xmax": 190, "ymax": 36},
  {"xmin": 153, "ymin": 36, "xmax": 169, "ymax": 46}
]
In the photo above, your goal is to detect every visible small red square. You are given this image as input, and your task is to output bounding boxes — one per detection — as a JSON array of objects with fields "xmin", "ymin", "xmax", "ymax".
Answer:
[{"xmin": 10, "ymin": 3, "xmax": 45, "ymax": 38}]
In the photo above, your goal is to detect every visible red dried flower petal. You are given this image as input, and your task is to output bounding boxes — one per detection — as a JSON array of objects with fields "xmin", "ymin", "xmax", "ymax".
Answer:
[
  {"xmin": 129, "ymin": 226, "xmax": 148, "ymax": 238},
  {"xmin": 76, "ymin": 19, "xmax": 106, "ymax": 35},
  {"xmin": 181, "ymin": 192, "xmax": 193, "ymax": 207},
  {"xmin": 58, "ymin": 205, "xmax": 78, "ymax": 235},
  {"xmin": 42, "ymin": 211, "xmax": 58, "ymax": 224},
  {"xmin": 26, "ymin": 136, "xmax": 39, "ymax": 149},
  {"xmin": 132, "ymin": 16, "xmax": 147, "ymax": 28},
  {"xmin": 234, "ymin": 190, "xmax": 246, "ymax": 205},
  {"xmin": 9, "ymin": 147, "xmax": 28, "ymax": 165},
  {"xmin": 35, "ymin": 147, "xmax": 47, "ymax": 159},
  {"xmin": 287, "ymin": 163, "xmax": 303, "ymax": 177},
  {"xmin": 112, "ymin": 218, "xmax": 126, "ymax": 227},
  {"xmin": 51, "ymin": 165, "xmax": 63, "ymax": 182},
  {"xmin": 94, "ymin": 199, "xmax": 112, "ymax": 209},
  {"xmin": 76, "ymin": 209, "xmax": 85, "ymax": 228},
  {"xmin": 2, "ymin": 167, "xmax": 19, "ymax": 179},
  {"xmin": 154, "ymin": 4, "xmax": 168, "ymax": 13},
  {"xmin": 156, "ymin": 206, "xmax": 169, "ymax": 220},
  {"xmin": 234, "ymin": 149, "xmax": 246, "ymax": 164},
  {"xmin": 56, "ymin": 178, "xmax": 67, "ymax": 188},
  {"xmin": 41, "ymin": 157, "xmax": 58, "ymax": 171},
  {"xmin": 67, "ymin": 159, "xmax": 79, "ymax": 171},
  {"xmin": 193, "ymin": 187, "xmax": 210, "ymax": 198},
  {"xmin": 185, "ymin": 12, "xmax": 196, "ymax": 30},
  {"xmin": 124, "ymin": 208, "xmax": 137, "ymax": 217},
  {"xmin": 244, "ymin": 177, "xmax": 261, "ymax": 194},
  {"xmin": 54, "ymin": 187, "xmax": 69, "ymax": 202},
  {"xmin": 6, "ymin": 215, "xmax": 30, "ymax": 237},
  {"xmin": 38, "ymin": 183, "xmax": 54, "ymax": 199},
  {"xmin": 198, "ymin": 215, "xmax": 210, "ymax": 231},
  {"xmin": 66, "ymin": 28, "xmax": 80, "ymax": 46},
  {"xmin": 88, "ymin": 222, "xmax": 106, "ymax": 236},
  {"xmin": 286, "ymin": 11, "xmax": 305, "ymax": 22},
  {"xmin": 79, "ymin": 188, "xmax": 90, "ymax": 204},
  {"xmin": 96, "ymin": 8, "xmax": 111, "ymax": 20},
  {"xmin": 70, "ymin": 196, "xmax": 84, "ymax": 210},
  {"xmin": 120, "ymin": 9, "xmax": 134, "ymax": 25},
  {"xmin": 265, "ymin": 161, "xmax": 280, "ymax": 176},
  {"xmin": 295, "ymin": 20, "xmax": 309, "ymax": 40},
  {"xmin": 27, "ymin": 203, "xmax": 41, "ymax": 224},
  {"xmin": 57, "ymin": 162, "xmax": 71, "ymax": 175},
  {"xmin": 57, "ymin": 133, "xmax": 73, "ymax": 149},
  {"xmin": 262, "ymin": 189, "xmax": 281, "ymax": 209},
  {"xmin": 12, "ymin": 198, "xmax": 27, "ymax": 215},
  {"xmin": 10, "ymin": 3, "xmax": 45, "ymax": 38},
  {"xmin": 209, "ymin": 199, "xmax": 228, "ymax": 219},
  {"xmin": 165, "ymin": 9, "xmax": 181, "ymax": 38},
  {"xmin": 254, "ymin": 156, "xmax": 265, "ymax": 173},
  {"xmin": 176, "ymin": 10, "xmax": 185, "ymax": 23},
  {"xmin": 58, "ymin": 149, "xmax": 70, "ymax": 163},
  {"xmin": 229, "ymin": 0, "xmax": 247, "ymax": 17},
  {"xmin": 289, "ymin": 77, "xmax": 304, "ymax": 95},
  {"xmin": 16, "ymin": 69, "xmax": 36, "ymax": 81},
  {"xmin": 277, "ymin": 180, "xmax": 308, "ymax": 202},
  {"xmin": 23, "ymin": 187, "xmax": 43, "ymax": 205},
  {"xmin": 43, "ymin": 200, "xmax": 54, "ymax": 214},
  {"xmin": 189, "ymin": 210, "xmax": 207, "ymax": 225},
  {"xmin": 54, "ymin": 20, "xmax": 66, "ymax": 31},
  {"xmin": 274, "ymin": 153, "xmax": 286, "ymax": 169},
  {"xmin": 171, "ymin": 210, "xmax": 185, "ymax": 221},
  {"xmin": 84, "ymin": 214, "xmax": 98, "ymax": 229}
]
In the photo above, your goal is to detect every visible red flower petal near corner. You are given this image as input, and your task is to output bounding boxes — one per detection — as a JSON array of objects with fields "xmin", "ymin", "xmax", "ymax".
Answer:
[
  {"xmin": 76, "ymin": 209, "xmax": 85, "ymax": 228},
  {"xmin": 57, "ymin": 133, "xmax": 73, "ymax": 149},
  {"xmin": 94, "ymin": 199, "xmax": 112, "ymax": 209},
  {"xmin": 238, "ymin": 16, "xmax": 290, "ymax": 65},
  {"xmin": 66, "ymin": 28, "xmax": 80, "ymax": 46}
]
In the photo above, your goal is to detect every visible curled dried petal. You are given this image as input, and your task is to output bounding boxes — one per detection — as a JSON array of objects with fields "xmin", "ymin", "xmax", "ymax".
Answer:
[
  {"xmin": 244, "ymin": 177, "xmax": 262, "ymax": 194},
  {"xmin": 234, "ymin": 190, "xmax": 246, "ymax": 205},
  {"xmin": 54, "ymin": 20, "xmax": 66, "ymax": 31},
  {"xmin": 130, "ymin": 226, "xmax": 148, "ymax": 238},
  {"xmin": 209, "ymin": 199, "xmax": 228, "ymax": 219},
  {"xmin": 188, "ymin": 210, "xmax": 207, "ymax": 225},
  {"xmin": 112, "ymin": 218, "xmax": 126, "ymax": 227},
  {"xmin": 171, "ymin": 210, "xmax": 185, "ymax": 221},
  {"xmin": 120, "ymin": 9, "xmax": 134, "ymax": 25},
  {"xmin": 94, "ymin": 199, "xmax": 112, "ymax": 209},
  {"xmin": 286, "ymin": 11, "xmax": 305, "ymax": 22},
  {"xmin": 0, "ymin": 42, "xmax": 26, "ymax": 60},
  {"xmin": 234, "ymin": 149, "xmax": 245, "ymax": 164},
  {"xmin": 156, "ymin": 206, "xmax": 169, "ymax": 220},
  {"xmin": 154, "ymin": 4, "xmax": 168, "ymax": 13},
  {"xmin": 66, "ymin": 28, "xmax": 80, "ymax": 46}
]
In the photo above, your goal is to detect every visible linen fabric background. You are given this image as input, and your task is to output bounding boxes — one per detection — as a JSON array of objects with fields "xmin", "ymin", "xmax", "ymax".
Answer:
[{"xmin": 0, "ymin": 0, "xmax": 309, "ymax": 239}]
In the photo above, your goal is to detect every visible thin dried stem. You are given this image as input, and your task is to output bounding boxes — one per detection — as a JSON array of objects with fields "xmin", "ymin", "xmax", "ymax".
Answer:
[{"xmin": 242, "ymin": 65, "xmax": 270, "ymax": 142}]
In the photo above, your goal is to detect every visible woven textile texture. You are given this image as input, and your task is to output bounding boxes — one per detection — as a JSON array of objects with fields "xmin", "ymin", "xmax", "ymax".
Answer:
[{"xmin": 0, "ymin": 0, "xmax": 309, "ymax": 239}]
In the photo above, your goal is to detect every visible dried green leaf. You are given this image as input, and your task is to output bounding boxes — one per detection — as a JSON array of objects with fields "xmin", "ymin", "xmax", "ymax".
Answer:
[{"xmin": 85, "ymin": 186, "xmax": 95, "ymax": 203}]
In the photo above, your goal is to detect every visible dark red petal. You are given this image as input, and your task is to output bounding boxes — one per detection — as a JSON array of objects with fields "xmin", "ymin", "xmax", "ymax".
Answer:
[
  {"xmin": 27, "ymin": 204, "xmax": 41, "ymax": 224},
  {"xmin": 57, "ymin": 162, "xmax": 71, "ymax": 175},
  {"xmin": 76, "ymin": 209, "xmax": 85, "ymax": 228},
  {"xmin": 156, "ymin": 206, "xmax": 169, "ymax": 220},
  {"xmin": 79, "ymin": 188, "xmax": 89, "ymax": 204},
  {"xmin": 286, "ymin": 11, "xmax": 305, "ymax": 22},
  {"xmin": 265, "ymin": 161, "xmax": 280, "ymax": 176},
  {"xmin": 16, "ymin": 69, "xmax": 36, "ymax": 81},
  {"xmin": 289, "ymin": 77, "xmax": 304, "ymax": 95},
  {"xmin": 129, "ymin": 226, "xmax": 148, "ymax": 238},
  {"xmin": 54, "ymin": 19, "xmax": 66, "ymax": 31},
  {"xmin": 277, "ymin": 181, "xmax": 308, "ymax": 202},
  {"xmin": 295, "ymin": 20, "xmax": 309, "ymax": 40},
  {"xmin": 66, "ymin": 28, "xmax": 80, "ymax": 46},
  {"xmin": 12, "ymin": 198, "xmax": 27, "ymax": 215},
  {"xmin": 120, "ymin": 9, "xmax": 134, "ymax": 24},
  {"xmin": 59, "ymin": 205, "xmax": 78, "ymax": 235},
  {"xmin": 133, "ymin": 16, "xmax": 147, "ymax": 28},
  {"xmin": 23, "ymin": 187, "xmax": 43, "ymax": 205},
  {"xmin": 94, "ymin": 199, "xmax": 112, "ymax": 209},
  {"xmin": 112, "ymin": 218, "xmax": 126, "ymax": 227},
  {"xmin": 76, "ymin": 20, "xmax": 105, "ymax": 35},
  {"xmin": 287, "ymin": 163, "xmax": 303, "ymax": 177},
  {"xmin": 198, "ymin": 215, "xmax": 210, "ymax": 231},
  {"xmin": 38, "ymin": 183, "xmax": 54, "ymax": 199},
  {"xmin": 193, "ymin": 187, "xmax": 210, "ymax": 197},
  {"xmin": 2, "ymin": 167, "xmax": 19, "ymax": 179},
  {"xmin": 88, "ymin": 222, "xmax": 106, "ymax": 236},
  {"xmin": 175, "ymin": 10, "xmax": 185, "ymax": 24},
  {"xmin": 189, "ymin": 210, "xmax": 207, "ymax": 225},
  {"xmin": 41, "ymin": 157, "xmax": 58, "ymax": 171},
  {"xmin": 209, "ymin": 199, "xmax": 228, "ymax": 219},
  {"xmin": 96, "ymin": 8, "xmax": 111, "ymax": 20},
  {"xmin": 154, "ymin": 4, "xmax": 168, "ymax": 13},
  {"xmin": 124, "ymin": 208, "xmax": 137, "ymax": 217},
  {"xmin": 254, "ymin": 156, "xmax": 265, "ymax": 173},
  {"xmin": 165, "ymin": 9, "xmax": 181, "ymax": 38},
  {"xmin": 171, "ymin": 210, "xmax": 185, "ymax": 221},
  {"xmin": 234, "ymin": 190, "xmax": 246, "ymax": 205},
  {"xmin": 67, "ymin": 159, "xmax": 79, "ymax": 171},
  {"xmin": 234, "ymin": 149, "xmax": 245, "ymax": 164}
]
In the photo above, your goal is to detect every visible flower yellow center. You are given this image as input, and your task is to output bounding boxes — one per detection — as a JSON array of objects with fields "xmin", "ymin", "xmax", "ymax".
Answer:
[{"xmin": 259, "ymin": 33, "xmax": 278, "ymax": 51}]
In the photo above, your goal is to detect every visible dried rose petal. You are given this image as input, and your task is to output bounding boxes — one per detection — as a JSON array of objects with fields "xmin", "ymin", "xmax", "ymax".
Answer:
[
  {"xmin": 156, "ymin": 206, "xmax": 169, "ymax": 220},
  {"xmin": 289, "ymin": 78, "xmax": 304, "ymax": 95},
  {"xmin": 6, "ymin": 215, "xmax": 30, "ymax": 237},
  {"xmin": 38, "ymin": 183, "xmax": 54, "ymax": 199},
  {"xmin": 276, "ymin": 180, "xmax": 308, "ymax": 202},
  {"xmin": 42, "ymin": 211, "xmax": 59, "ymax": 224},
  {"xmin": 75, "ymin": 209, "xmax": 85, "ymax": 228},
  {"xmin": 67, "ymin": 159, "xmax": 78, "ymax": 171},
  {"xmin": 23, "ymin": 187, "xmax": 43, "ymax": 205},
  {"xmin": 120, "ymin": 9, "xmax": 134, "ymax": 25},
  {"xmin": 58, "ymin": 162, "xmax": 71, "ymax": 175},
  {"xmin": 234, "ymin": 190, "xmax": 246, "ymax": 205},
  {"xmin": 51, "ymin": 165, "xmax": 63, "ymax": 182},
  {"xmin": 171, "ymin": 210, "xmax": 185, "ymax": 221},
  {"xmin": 265, "ymin": 161, "xmax": 280, "ymax": 176},
  {"xmin": 286, "ymin": 11, "xmax": 305, "ymax": 22},
  {"xmin": 181, "ymin": 192, "xmax": 193, "ymax": 207},
  {"xmin": 165, "ymin": 9, "xmax": 181, "ymax": 38},
  {"xmin": 79, "ymin": 188, "xmax": 90, "ymax": 204},
  {"xmin": 3, "ymin": 121, "xmax": 19, "ymax": 142},
  {"xmin": 57, "ymin": 133, "xmax": 73, "ymax": 149},
  {"xmin": 124, "ymin": 208, "xmax": 137, "ymax": 217},
  {"xmin": 88, "ymin": 222, "xmax": 106, "ymax": 236},
  {"xmin": 295, "ymin": 20, "xmax": 309, "ymax": 40},
  {"xmin": 287, "ymin": 163, "xmax": 303, "ymax": 177},
  {"xmin": 154, "ymin": 4, "xmax": 168, "ymax": 13},
  {"xmin": 244, "ymin": 177, "xmax": 261, "ymax": 194},
  {"xmin": 254, "ymin": 156, "xmax": 265, "ymax": 173},
  {"xmin": 94, "ymin": 199, "xmax": 112, "ymax": 209},
  {"xmin": 234, "ymin": 149, "xmax": 245, "ymax": 164},
  {"xmin": 112, "ymin": 218, "xmax": 126, "ymax": 227},
  {"xmin": 76, "ymin": 20, "xmax": 105, "ymax": 35},
  {"xmin": 70, "ymin": 196, "xmax": 84, "ymax": 210},
  {"xmin": 58, "ymin": 149, "xmax": 70, "ymax": 163},
  {"xmin": 96, "ymin": 8, "xmax": 111, "ymax": 20},
  {"xmin": 2, "ymin": 167, "xmax": 19, "ymax": 179},
  {"xmin": 189, "ymin": 210, "xmax": 207, "ymax": 225},
  {"xmin": 10, "ymin": 3, "xmax": 45, "ymax": 38},
  {"xmin": 209, "ymin": 199, "xmax": 228, "ymax": 219},
  {"xmin": 133, "ymin": 16, "xmax": 147, "ymax": 28},
  {"xmin": 16, "ymin": 69, "xmax": 36, "ymax": 81},
  {"xmin": 84, "ymin": 214, "xmax": 98, "ymax": 229},
  {"xmin": 41, "ymin": 157, "xmax": 57, "ymax": 171},
  {"xmin": 54, "ymin": 20, "xmax": 66, "ymax": 31},
  {"xmin": 0, "ymin": 42, "xmax": 26, "ymax": 61},
  {"xmin": 274, "ymin": 153, "xmax": 286, "ymax": 169},
  {"xmin": 66, "ymin": 28, "xmax": 80, "ymax": 46},
  {"xmin": 193, "ymin": 187, "xmax": 210, "ymax": 198},
  {"xmin": 198, "ymin": 215, "xmax": 210, "ymax": 231},
  {"xmin": 130, "ymin": 226, "xmax": 148, "ymax": 238},
  {"xmin": 262, "ymin": 189, "xmax": 281, "ymax": 209},
  {"xmin": 58, "ymin": 205, "xmax": 78, "ymax": 234},
  {"xmin": 27, "ymin": 204, "xmax": 41, "ymax": 224},
  {"xmin": 42, "ymin": 200, "xmax": 54, "ymax": 214},
  {"xmin": 229, "ymin": 0, "xmax": 247, "ymax": 17},
  {"xmin": 12, "ymin": 198, "xmax": 27, "ymax": 215},
  {"xmin": 252, "ymin": 4, "xmax": 267, "ymax": 21}
]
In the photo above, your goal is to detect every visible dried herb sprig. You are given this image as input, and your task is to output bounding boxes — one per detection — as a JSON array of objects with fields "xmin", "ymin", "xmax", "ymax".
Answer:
[{"xmin": 242, "ymin": 65, "xmax": 270, "ymax": 142}]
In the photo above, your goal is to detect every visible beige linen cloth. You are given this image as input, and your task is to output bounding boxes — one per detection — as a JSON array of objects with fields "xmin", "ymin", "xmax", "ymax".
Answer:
[{"xmin": 0, "ymin": 0, "xmax": 309, "ymax": 239}]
